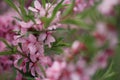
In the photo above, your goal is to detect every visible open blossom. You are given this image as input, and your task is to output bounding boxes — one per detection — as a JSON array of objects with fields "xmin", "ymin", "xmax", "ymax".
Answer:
[
  {"xmin": 93, "ymin": 22, "xmax": 118, "ymax": 48},
  {"xmin": 0, "ymin": 0, "xmax": 119, "ymax": 80},
  {"xmin": 0, "ymin": 56, "xmax": 13, "ymax": 74},
  {"xmin": 29, "ymin": 58, "xmax": 43, "ymax": 77},
  {"xmin": 13, "ymin": 33, "xmax": 53, "ymax": 78},
  {"xmin": 46, "ymin": 61, "xmax": 66, "ymax": 79},
  {"xmin": 28, "ymin": 0, "xmax": 61, "ymax": 29},
  {"xmin": 28, "ymin": 0, "xmax": 45, "ymax": 16},
  {"xmin": 0, "ymin": 12, "xmax": 18, "ymax": 74},
  {"xmin": 98, "ymin": 0, "xmax": 119, "ymax": 14},
  {"xmin": 74, "ymin": 0, "xmax": 94, "ymax": 12},
  {"xmin": 18, "ymin": 20, "xmax": 34, "ymax": 28},
  {"xmin": 28, "ymin": 0, "xmax": 56, "ymax": 18},
  {"xmin": 0, "ymin": 41, "xmax": 6, "ymax": 51},
  {"xmin": 62, "ymin": 0, "xmax": 94, "ymax": 12},
  {"xmin": 38, "ymin": 32, "xmax": 55, "ymax": 48}
]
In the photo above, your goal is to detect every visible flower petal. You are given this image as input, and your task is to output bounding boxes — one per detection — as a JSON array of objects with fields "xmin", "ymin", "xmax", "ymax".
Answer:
[
  {"xmin": 28, "ymin": 7, "xmax": 38, "ymax": 12},
  {"xmin": 38, "ymin": 33, "xmax": 47, "ymax": 41},
  {"xmin": 28, "ymin": 43, "xmax": 37, "ymax": 55},
  {"xmin": 28, "ymin": 34, "xmax": 36, "ymax": 43},
  {"xmin": 45, "ymin": 35, "xmax": 55, "ymax": 47},
  {"xmin": 31, "ymin": 67, "xmax": 35, "ymax": 76},
  {"xmin": 34, "ymin": 0, "xmax": 41, "ymax": 10}
]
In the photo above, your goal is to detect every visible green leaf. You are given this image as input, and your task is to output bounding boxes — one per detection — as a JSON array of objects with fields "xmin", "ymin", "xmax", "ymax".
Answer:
[
  {"xmin": 13, "ymin": 16, "xmax": 22, "ymax": 21},
  {"xmin": 45, "ymin": 47, "xmax": 63, "ymax": 55},
  {"xmin": 41, "ymin": 0, "xmax": 46, "ymax": 8},
  {"xmin": 0, "ymin": 37, "xmax": 12, "ymax": 49},
  {"xmin": 4, "ymin": 0, "xmax": 19, "ymax": 13},
  {"xmin": 51, "ymin": 47, "xmax": 63, "ymax": 54},
  {"xmin": 41, "ymin": 16, "xmax": 49, "ymax": 24},
  {"xmin": 92, "ymin": 61, "xmax": 115, "ymax": 80},
  {"xmin": 0, "ymin": 51, "xmax": 16, "ymax": 55},
  {"xmin": 62, "ymin": 18, "xmax": 89, "ymax": 29},
  {"xmin": 104, "ymin": 72, "xmax": 115, "ymax": 79},
  {"xmin": 52, "ymin": 0, "xmax": 63, "ymax": 16},
  {"xmin": 44, "ymin": 0, "xmax": 64, "ymax": 28},
  {"xmin": 18, "ymin": 0, "xmax": 28, "ymax": 22},
  {"xmin": 62, "ymin": 0, "xmax": 75, "ymax": 17},
  {"xmin": 25, "ymin": 77, "xmax": 34, "ymax": 80},
  {"xmin": 18, "ymin": 0, "xmax": 25, "ymax": 7},
  {"xmin": 38, "ymin": 64, "xmax": 46, "ymax": 77},
  {"xmin": 15, "ymin": 67, "xmax": 34, "ymax": 78},
  {"xmin": 26, "ymin": 14, "xmax": 36, "ymax": 23},
  {"xmin": 19, "ymin": 0, "xmax": 35, "ymax": 22},
  {"xmin": 45, "ymin": 37, "xmax": 69, "ymax": 55},
  {"xmin": 50, "ymin": 0, "xmax": 63, "ymax": 19}
]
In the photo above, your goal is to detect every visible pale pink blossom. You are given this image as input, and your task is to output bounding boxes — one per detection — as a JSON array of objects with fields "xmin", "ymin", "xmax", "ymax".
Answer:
[
  {"xmin": 46, "ymin": 61, "xmax": 66, "ymax": 80},
  {"xmin": 39, "ymin": 33, "xmax": 55, "ymax": 48},
  {"xmin": 98, "ymin": 0, "xmax": 119, "ymax": 14},
  {"xmin": 18, "ymin": 20, "xmax": 34, "ymax": 28}
]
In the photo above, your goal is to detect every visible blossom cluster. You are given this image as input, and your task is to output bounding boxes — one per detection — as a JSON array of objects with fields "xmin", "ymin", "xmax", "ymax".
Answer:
[{"xmin": 0, "ymin": 0, "xmax": 119, "ymax": 80}]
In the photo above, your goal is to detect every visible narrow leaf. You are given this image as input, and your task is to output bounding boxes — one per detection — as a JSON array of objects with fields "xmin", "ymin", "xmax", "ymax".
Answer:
[
  {"xmin": 0, "ymin": 37, "xmax": 12, "ymax": 49},
  {"xmin": 41, "ymin": 0, "xmax": 46, "ymax": 8},
  {"xmin": 62, "ymin": 0, "xmax": 75, "ymax": 17},
  {"xmin": 0, "ymin": 51, "xmax": 16, "ymax": 55},
  {"xmin": 44, "ymin": 0, "xmax": 64, "ymax": 28},
  {"xmin": 4, "ymin": 0, "xmax": 19, "ymax": 13}
]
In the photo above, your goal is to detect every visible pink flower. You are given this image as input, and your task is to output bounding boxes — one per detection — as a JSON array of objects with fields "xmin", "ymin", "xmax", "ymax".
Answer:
[
  {"xmin": 28, "ymin": 0, "xmax": 46, "ymax": 17},
  {"xmin": 70, "ymin": 72, "xmax": 81, "ymax": 80},
  {"xmin": 46, "ymin": 61, "xmax": 66, "ymax": 80},
  {"xmin": 72, "ymin": 41, "xmax": 81, "ymax": 54},
  {"xmin": 18, "ymin": 20, "xmax": 34, "ymax": 28},
  {"xmin": 29, "ymin": 62, "xmax": 43, "ymax": 77},
  {"xmin": 0, "ymin": 41, "xmax": 6, "ymax": 51},
  {"xmin": 29, "ymin": 53, "xmax": 47, "ymax": 77},
  {"xmin": 14, "ymin": 55, "xmax": 22, "ymax": 70},
  {"xmin": 26, "ymin": 34, "xmax": 44, "ymax": 55},
  {"xmin": 38, "ymin": 32, "xmax": 55, "ymax": 48},
  {"xmin": 98, "ymin": 0, "xmax": 119, "ymax": 14},
  {"xmin": 29, "ymin": 0, "xmax": 61, "ymax": 19},
  {"xmin": 15, "ymin": 71, "xmax": 23, "ymax": 80}
]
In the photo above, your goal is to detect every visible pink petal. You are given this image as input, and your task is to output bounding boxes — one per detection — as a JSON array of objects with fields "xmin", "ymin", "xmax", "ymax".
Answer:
[
  {"xmin": 47, "ymin": 35, "xmax": 55, "ymax": 43},
  {"xmin": 39, "ymin": 8, "xmax": 46, "ymax": 16},
  {"xmin": 28, "ymin": 7, "xmax": 38, "ymax": 12},
  {"xmin": 29, "ymin": 63, "xmax": 33, "ymax": 69},
  {"xmin": 30, "ymin": 54, "xmax": 37, "ymax": 62},
  {"xmin": 19, "ymin": 21, "xmax": 33, "ymax": 28},
  {"xmin": 23, "ymin": 65, "xmax": 27, "ymax": 73},
  {"xmin": 34, "ymin": 0, "xmax": 41, "ymax": 10},
  {"xmin": 28, "ymin": 43, "xmax": 37, "ymax": 54},
  {"xmin": 31, "ymin": 67, "xmax": 35, "ymax": 76},
  {"xmin": 28, "ymin": 34, "xmax": 36, "ymax": 42},
  {"xmin": 0, "ymin": 42, "xmax": 6, "ymax": 51},
  {"xmin": 35, "ymin": 66, "xmax": 42, "ymax": 76},
  {"xmin": 45, "ymin": 35, "xmax": 55, "ymax": 47},
  {"xmin": 38, "ymin": 33, "xmax": 47, "ymax": 41}
]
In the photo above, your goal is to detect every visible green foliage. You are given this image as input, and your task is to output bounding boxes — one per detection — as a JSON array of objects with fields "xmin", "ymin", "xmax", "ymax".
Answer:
[
  {"xmin": 44, "ymin": 0, "xmax": 64, "ymax": 28},
  {"xmin": 5, "ymin": 0, "xmax": 35, "ymax": 22},
  {"xmin": 19, "ymin": 0, "xmax": 35, "ymax": 22},
  {"xmin": 0, "ymin": 50, "xmax": 16, "ymax": 55},
  {"xmin": 0, "ymin": 37, "xmax": 12, "ymax": 49},
  {"xmin": 41, "ymin": 0, "xmax": 46, "ymax": 8},
  {"xmin": 92, "ymin": 61, "xmax": 115, "ymax": 80},
  {"xmin": 4, "ymin": 0, "xmax": 19, "ymax": 13},
  {"xmin": 62, "ymin": 0, "xmax": 75, "ymax": 17},
  {"xmin": 15, "ymin": 66, "xmax": 34, "ymax": 79},
  {"xmin": 45, "ymin": 37, "xmax": 69, "ymax": 55},
  {"xmin": 61, "ymin": 18, "xmax": 89, "ymax": 29},
  {"xmin": 0, "ymin": 38, "xmax": 17, "ymax": 55}
]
